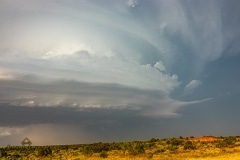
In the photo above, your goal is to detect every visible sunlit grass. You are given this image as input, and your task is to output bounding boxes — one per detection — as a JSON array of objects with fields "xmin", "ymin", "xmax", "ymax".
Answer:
[{"xmin": 1, "ymin": 136, "xmax": 240, "ymax": 160}]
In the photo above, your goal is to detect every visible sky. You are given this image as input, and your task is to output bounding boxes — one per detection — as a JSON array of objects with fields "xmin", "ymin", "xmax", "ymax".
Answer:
[{"xmin": 0, "ymin": 0, "xmax": 240, "ymax": 147}]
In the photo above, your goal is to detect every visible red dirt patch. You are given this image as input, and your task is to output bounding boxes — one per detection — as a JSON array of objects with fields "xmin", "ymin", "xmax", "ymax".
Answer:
[{"xmin": 191, "ymin": 136, "xmax": 219, "ymax": 142}]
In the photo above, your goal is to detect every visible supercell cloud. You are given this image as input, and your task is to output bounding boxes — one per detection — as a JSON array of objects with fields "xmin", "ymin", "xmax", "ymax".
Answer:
[{"xmin": 0, "ymin": 0, "xmax": 240, "ymax": 146}]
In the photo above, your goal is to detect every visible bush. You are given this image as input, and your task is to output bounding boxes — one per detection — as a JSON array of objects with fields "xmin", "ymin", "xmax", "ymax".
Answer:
[
  {"xmin": 170, "ymin": 138, "xmax": 183, "ymax": 146},
  {"xmin": 82, "ymin": 146, "xmax": 93, "ymax": 156},
  {"xmin": 224, "ymin": 136, "xmax": 236, "ymax": 145},
  {"xmin": 216, "ymin": 136, "xmax": 237, "ymax": 148},
  {"xmin": 154, "ymin": 148, "xmax": 165, "ymax": 154},
  {"xmin": 99, "ymin": 151, "xmax": 108, "ymax": 158},
  {"xmin": 38, "ymin": 147, "xmax": 52, "ymax": 157},
  {"xmin": 167, "ymin": 145, "xmax": 178, "ymax": 152},
  {"xmin": 147, "ymin": 142, "xmax": 156, "ymax": 148},
  {"xmin": 184, "ymin": 141, "xmax": 196, "ymax": 150},
  {"xmin": 88, "ymin": 143, "xmax": 110, "ymax": 153},
  {"xmin": 149, "ymin": 138, "xmax": 157, "ymax": 142},
  {"xmin": 166, "ymin": 140, "xmax": 171, "ymax": 145},
  {"xmin": 147, "ymin": 153, "xmax": 153, "ymax": 159},
  {"xmin": 128, "ymin": 142, "xmax": 145, "ymax": 155},
  {"xmin": 0, "ymin": 149, "xmax": 7, "ymax": 157}
]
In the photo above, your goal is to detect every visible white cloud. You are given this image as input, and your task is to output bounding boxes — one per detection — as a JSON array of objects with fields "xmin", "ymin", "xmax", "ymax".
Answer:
[
  {"xmin": 156, "ymin": 0, "xmax": 229, "ymax": 67},
  {"xmin": 41, "ymin": 43, "xmax": 95, "ymax": 59},
  {"xmin": 0, "ymin": 49, "xmax": 209, "ymax": 117},
  {"xmin": 0, "ymin": 0, "xmax": 222, "ymax": 118},
  {"xmin": 0, "ymin": 49, "xmax": 180, "ymax": 93},
  {"xmin": 1, "ymin": 0, "xmax": 239, "ymax": 74},
  {"xmin": 154, "ymin": 61, "xmax": 166, "ymax": 72},
  {"xmin": 127, "ymin": 0, "xmax": 139, "ymax": 8},
  {"xmin": 185, "ymin": 80, "xmax": 202, "ymax": 93}
]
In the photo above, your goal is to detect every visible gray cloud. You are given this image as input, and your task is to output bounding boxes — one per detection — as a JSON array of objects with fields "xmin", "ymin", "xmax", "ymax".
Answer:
[
  {"xmin": 1, "ymin": 0, "xmax": 239, "ymax": 76},
  {"xmin": 127, "ymin": 0, "xmax": 140, "ymax": 8},
  {"xmin": 0, "ymin": 79, "xmax": 207, "ymax": 118},
  {"xmin": 184, "ymin": 80, "xmax": 202, "ymax": 94},
  {"xmin": 0, "ymin": 0, "xmax": 240, "ymax": 146}
]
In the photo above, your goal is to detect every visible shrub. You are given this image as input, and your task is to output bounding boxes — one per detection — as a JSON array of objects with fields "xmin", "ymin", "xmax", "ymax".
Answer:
[
  {"xmin": 147, "ymin": 142, "xmax": 156, "ymax": 148},
  {"xmin": 90, "ymin": 142, "xmax": 110, "ymax": 153},
  {"xmin": 224, "ymin": 136, "xmax": 236, "ymax": 146},
  {"xmin": 0, "ymin": 149, "xmax": 7, "ymax": 157},
  {"xmin": 167, "ymin": 145, "xmax": 178, "ymax": 152},
  {"xmin": 147, "ymin": 153, "xmax": 153, "ymax": 159},
  {"xmin": 216, "ymin": 136, "xmax": 237, "ymax": 148},
  {"xmin": 166, "ymin": 140, "xmax": 171, "ymax": 145},
  {"xmin": 82, "ymin": 146, "xmax": 93, "ymax": 156},
  {"xmin": 128, "ymin": 142, "xmax": 145, "ymax": 155},
  {"xmin": 154, "ymin": 148, "xmax": 165, "ymax": 154},
  {"xmin": 184, "ymin": 141, "xmax": 196, "ymax": 150},
  {"xmin": 38, "ymin": 147, "xmax": 52, "ymax": 157},
  {"xmin": 170, "ymin": 138, "xmax": 183, "ymax": 146},
  {"xmin": 149, "ymin": 138, "xmax": 157, "ymax": 142},
  {"xmin": 99, "ymin": 151, "xmax": 108, "ymax": 158}
]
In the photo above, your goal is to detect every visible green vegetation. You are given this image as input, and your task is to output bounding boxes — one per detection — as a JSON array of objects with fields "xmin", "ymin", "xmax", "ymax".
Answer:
[
  {"xmin": 99, "ymin": 150, "xmax": 108, "ymax": 158},
  {"xmin": 184, "ymin": 141, "xmax": 196, "ymax": 150},
  {"xmin": 1, "ymin": 136, "xmax": 240, "ymax": 159}
]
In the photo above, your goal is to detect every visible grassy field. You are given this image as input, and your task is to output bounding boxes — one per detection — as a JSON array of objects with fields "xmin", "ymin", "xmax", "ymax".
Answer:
[{"xmin": 1, "ymin": 136, "xmax": 240, "ymax": 159}]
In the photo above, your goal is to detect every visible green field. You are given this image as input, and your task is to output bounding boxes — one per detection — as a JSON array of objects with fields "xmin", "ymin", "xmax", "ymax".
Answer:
[{"xmin": 1, "ymin": 136, "xmax": 240, "ymax": 160}]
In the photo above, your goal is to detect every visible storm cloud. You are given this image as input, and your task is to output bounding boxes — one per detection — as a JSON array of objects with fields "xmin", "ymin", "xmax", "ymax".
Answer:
[{"xmin": 0, "ymin": 0, "xmax": 240, "ymax": 147}]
